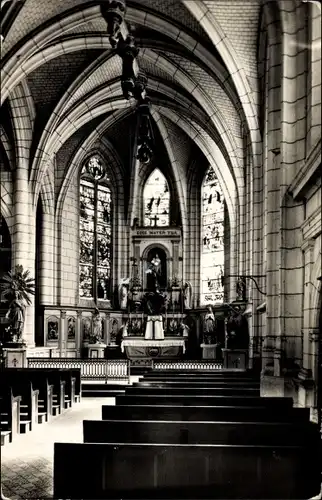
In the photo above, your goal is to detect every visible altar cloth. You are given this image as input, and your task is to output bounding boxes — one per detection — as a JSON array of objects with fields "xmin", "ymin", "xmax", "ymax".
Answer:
[{"xmin": 121, "ymin": 338, "xmax": 186, "ymax": 356}]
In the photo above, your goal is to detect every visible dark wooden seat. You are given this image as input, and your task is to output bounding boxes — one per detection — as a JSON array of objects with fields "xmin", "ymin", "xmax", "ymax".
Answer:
[
  {"xmin": 4, "ymin": 369, "xmax": 53, "ymax": 421},
  {"xmin": 115, "ymin": 394, "xmax": 293, "ymax": 407},
  {"xmin": 83, "ymin": 418, "xmax": 318, "ymax": 446},
  {"xmin": 0, "ymin": 386, "xmax": 21, "ymax": 442},
  {"xmin": 135, "ymin": 380, "xmax": 260, "ymax": 388},
  {"xmin": 125, "ymin": 386, "xmax": 260, "ymax": 396},
  {"xmin": 2, "ymin": 374, "xmax": 39, "ymax": 432},
  {"xmin": 54, "ymin": 441, "xmax": 320, "ymax": 499},
  {"xmin": 102, "ymin": 404, "xmax": 310, "ymax": 422}
]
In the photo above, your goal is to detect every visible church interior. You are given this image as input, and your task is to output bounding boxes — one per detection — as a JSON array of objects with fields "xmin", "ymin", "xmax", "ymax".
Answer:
[{"xmin": 0, "ymin": 0, "xmax": 321, "ymax": 498}]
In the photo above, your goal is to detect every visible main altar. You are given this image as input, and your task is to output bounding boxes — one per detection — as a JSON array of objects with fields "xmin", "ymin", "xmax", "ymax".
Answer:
[{"xmin": 117, "ymin": 225, "xmax": 189, "ymax": 362}]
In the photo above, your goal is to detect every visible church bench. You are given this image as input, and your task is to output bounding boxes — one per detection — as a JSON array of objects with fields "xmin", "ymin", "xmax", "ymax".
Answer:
[
  {"xmin": 2, "ymin": 375, "xmax": 39, "ymax": 432},
  {"xmin": 54, "ymin": 441, "xmax": 320, "ymax": 499},
  {"xmin": 13, "ymin": 368, "xmax": 66, "ymax": 414},
  {"xmin": 135, "ymin": 380, "xmax": 260, "ymax": 388},
  {"xmin": 0, "ymin": 387, "xmax": 21, "ymax": 442},
  {"xmin": 143, "ymin": 371, "xmax": 256, "ymax": 378},
  {"xmin": 141, "ymin": 376, "xmax": 258, "ymax": 384},
  {"xmin": 102, "ymin": 404, "xmax": 310, "ymax": 423},
  {"xmin": 7, "ymin": 369, "xmax": 54, "ymax": 421},
  {"xmin": 83, "ymin": 419, "xmax": 318, "ymax": 446},
  {"xmin": 115, "ymin": 394, "xmax": 293, "ymax": 407},
  {"xmin": 125, "ymin": 386, "xmax": 260, "ymax": 396}
]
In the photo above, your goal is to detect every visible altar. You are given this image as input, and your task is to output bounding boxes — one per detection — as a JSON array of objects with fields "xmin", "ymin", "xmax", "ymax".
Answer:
[{"xmin": 121, "ymin": 338, "xmax": 186, "ymax": 359}]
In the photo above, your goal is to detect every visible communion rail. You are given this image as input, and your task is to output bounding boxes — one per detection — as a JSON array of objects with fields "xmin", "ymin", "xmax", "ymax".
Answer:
[
  {"xmin": 152, "ymin": 360, "xmax": 223, "ymax": 370},
  {"xmin": 27, "ymin": 358, "xmax": 130, "ymax": 381}
]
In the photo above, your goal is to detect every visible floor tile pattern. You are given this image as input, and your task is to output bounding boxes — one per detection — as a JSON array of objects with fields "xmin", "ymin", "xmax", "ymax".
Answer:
[{"xmin": 1, "ymin": 397, "xmax": 115, "ymax": 500}]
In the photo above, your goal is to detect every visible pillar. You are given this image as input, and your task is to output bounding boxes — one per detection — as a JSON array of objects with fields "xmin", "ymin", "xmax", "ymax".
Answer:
[
  {"xmin": 76, "ymin": 310, "xmax": 82, "ymax": 357},
  {"xmin": 39, "ymin": 211, "xmax": 55, "ymax": 305},
  {"xmin": 12, "ymin": 162, "xmax": 35, "ymax": 347},
  {"xmin": 59, "ymin": 311, "xmax": 66, "ymax": 356}
]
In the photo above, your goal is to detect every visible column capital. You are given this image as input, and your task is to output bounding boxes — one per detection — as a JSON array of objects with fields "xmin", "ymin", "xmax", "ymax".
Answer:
[
  {"xmin": 60, "ymin": 310, "xmax": 67, "ymax": 319},
  {"xmin": 76, "ymin": 310, "xmax": 82, "ymax": 318}
]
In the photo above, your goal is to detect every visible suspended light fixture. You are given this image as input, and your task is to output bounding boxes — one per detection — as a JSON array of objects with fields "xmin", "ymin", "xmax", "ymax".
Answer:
[{"xmin": 101, "ymin": 0, "xmax": 126, "ymax": 46}]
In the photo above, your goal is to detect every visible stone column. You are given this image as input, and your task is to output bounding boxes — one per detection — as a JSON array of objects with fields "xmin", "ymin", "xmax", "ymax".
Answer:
[
  {"xmin": 172, "ymin": 241, "xmax": 179, "ymax": 278},
  {"xmin": 76, "ymin": 310, "xmax": 82, "ymax": 357},
  {"xmin": 39, "ymin": 211, "xmax": 55, "ymax": 305},
  {"xmin": 105, "ymin": 312, "xmax": 111, "ymax": 345},
  {"xmin": 59, "ymin": 311, "xmax": 66, "ymax": 356},
  {"xmin": 301, "ymin": 239, "xmax": 316, "ymax": 370},
  {"xmin": 12, "ymin": 163, "xmax": 35, "ymax": 347}
]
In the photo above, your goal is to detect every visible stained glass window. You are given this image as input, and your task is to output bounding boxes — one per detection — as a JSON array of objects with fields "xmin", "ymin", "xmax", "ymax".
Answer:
[
  {"xmin": 79, "ymin": 156, "xmax": 112, "ymax": 300},
  {"xmin": 143, "ymin": 169, "xmax": 170, "ymax": 227},
  {"xmin": 201, "ymin": 166, "xmax": 225, "ymax": 304}
]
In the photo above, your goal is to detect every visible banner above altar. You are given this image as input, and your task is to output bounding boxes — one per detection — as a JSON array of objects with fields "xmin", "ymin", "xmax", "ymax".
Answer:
[{"xmin": 121, "ymin": 338, "xmax": 186, "ymax": 359}]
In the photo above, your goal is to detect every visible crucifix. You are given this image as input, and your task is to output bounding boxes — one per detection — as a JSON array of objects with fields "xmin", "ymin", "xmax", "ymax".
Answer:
[{"xmin": 150, "ymin": 215, "xmax": 159, "ymax": 227}]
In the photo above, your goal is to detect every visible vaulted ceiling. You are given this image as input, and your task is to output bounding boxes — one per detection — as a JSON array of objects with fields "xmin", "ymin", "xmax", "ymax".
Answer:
[{"xmin": 0, "ymin": 0, "xmax": 263, "ymax": 218}]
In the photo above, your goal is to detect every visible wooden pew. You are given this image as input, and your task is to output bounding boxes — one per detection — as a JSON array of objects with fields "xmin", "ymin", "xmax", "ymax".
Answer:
[
  {"xmin": 83, "ymin": 418, "xmax": 319, "ymax": 446},
  {"xmin": 135, "ymin": 380, "xmax": 260, "ymax": 388},
  {"xmin": 15, "ymin": 369, "xmax": 66, "ymax": 415},
  {"xmin": 2, "ymin": 374, "xmax": 39, "ymax": 432},
  {"xmin": 4, "ymin": 369, "xmax": 51, "ymax": 423},
  {"xmin": 102, "ymin": 404, "xmax": 310, "ymax": 422},
  {"xmin": 125, "ymin": 386, "xmax": 260, "ymax": 396},
  {"xmin": 54, "ymin": 441, "xmax": 320, "ymax": 499},
  {"xmin": 115, "ymin": 394, "xmax": 294, "ymax": 407},
  {"xmin": 0, "ymin": 386, "xmax": 21, "ymax": 442}
]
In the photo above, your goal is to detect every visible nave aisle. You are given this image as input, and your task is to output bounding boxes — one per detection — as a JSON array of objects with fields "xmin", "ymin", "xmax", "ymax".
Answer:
[{"xmin": 1, "ymin": 397, "xmax": 115, "ymax": 499}]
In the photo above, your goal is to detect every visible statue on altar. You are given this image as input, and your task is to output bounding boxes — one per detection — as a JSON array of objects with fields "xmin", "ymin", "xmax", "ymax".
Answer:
[
  {"xmin": 183, "ymin": 282, "xmax": 192, "ymax": 309},
  {"xmin": 5, "ymin": 291, "xmax": 26, "ymax": 343},
  {"xmin": 203, "ymin": 306, "xmax": 217, "ymax": 344},
  {"xmin": 226, "ymin": 305, "xmax": 249, "ymax": 349},
  {"xmin": 144, "ymin": 253, "xmax": 166, "ymax": 340},
  {"xmin": 118, "ymin": 278, "xmax": 129, "ymax": 309},
  {"xmin": 90, "ymin": 308, "xmax": 103, "ymax": 344}
]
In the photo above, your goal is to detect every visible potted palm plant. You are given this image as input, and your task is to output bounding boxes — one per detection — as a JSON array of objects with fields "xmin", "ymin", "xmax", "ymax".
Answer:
[{"xmin": 0, "ymin": 265, "xmax": 35, "ymax": 346}]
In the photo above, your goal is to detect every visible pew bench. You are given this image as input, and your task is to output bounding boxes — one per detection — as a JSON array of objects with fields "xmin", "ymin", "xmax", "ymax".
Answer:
[
  {"xmin": 2, "ymin": 375, "xmax": 39, "ymax": 433},
  {"xmin": 0, "ymin": 387, "xmax": 21, "ymax": 442},
  {"xmin": 83, "ymin": 418, "xmax": 319, "ymax": 446},
  {"xmin": 102, "ymin": 404, "xmax": 311, "ymax": 422},
  {"xmin": 135, "ymin": 380, "xmax": 260, "ymax": 388},
  {"xmin": 115, "ymin": 394, "xmax": 294, "ymax": 407},
  {"xmin": 125, "ymin": 386, "xmax": 260, "ymax": 396},
  {"xmin": 54, "ymin": 441, "xmax": 320, "ymax": 499}
]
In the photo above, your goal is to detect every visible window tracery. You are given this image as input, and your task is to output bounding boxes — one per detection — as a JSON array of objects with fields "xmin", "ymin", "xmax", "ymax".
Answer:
[
  {"xmin": 201, "ymin": 166, "xmax": 225, "ymax": 304},
  {"xmin": 143, "ymin": 169, "xmax": 170, "ymax": 227},
  {"xmin": 79, "ymin": 156, "xmax": 112, "ymax": 300}
]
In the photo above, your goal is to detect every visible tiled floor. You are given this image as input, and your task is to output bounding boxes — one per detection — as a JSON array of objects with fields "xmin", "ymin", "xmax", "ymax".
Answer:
[{"xmin": 1, "ymin": 397, "xmax": 115, "ymax": 500}]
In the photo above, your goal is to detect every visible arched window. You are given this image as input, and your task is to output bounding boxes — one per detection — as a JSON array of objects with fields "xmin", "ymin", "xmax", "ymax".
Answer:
[
  {"xmin": 79, "ymin": 156, "xmax": 112, "ymax": 301},
  {"xmin": 143, "ymin": 168, "xmax": 170, "ymax": 227},
  {"xmin": 201, "ymin": 166, "xmax": 225, "ymax": 304}
]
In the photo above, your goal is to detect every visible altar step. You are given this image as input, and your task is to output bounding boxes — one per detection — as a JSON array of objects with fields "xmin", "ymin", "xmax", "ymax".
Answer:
[{"xmin": 81, "ymin": 383, "xmax": 128, "ymax": 398}]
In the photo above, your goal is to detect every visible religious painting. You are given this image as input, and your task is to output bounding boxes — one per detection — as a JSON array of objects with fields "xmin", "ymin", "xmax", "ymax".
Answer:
[
  {"xmin": 67, "ymin": 316, "xmax": 76, "ymax": 339},
  {"xmin": 47, "ymin": 316, "xmax": 59, "ymax": 341},
  {"xmin": 143, "ymin": 168, "xmax": 170, "ymax": 227},
  {"xmin": 79, "ymin": 157, "xmax": 112, "ymax": 301}
]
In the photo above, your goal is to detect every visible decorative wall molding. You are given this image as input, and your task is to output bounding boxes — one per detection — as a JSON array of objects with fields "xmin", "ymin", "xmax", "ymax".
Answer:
[
  {"xmin": 289, "ymin": 139, "xmax": 321, "ymax": 200},
  {"xmin": 302, "ymin": 206, "xmax": 322, "ymax": 241}
]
